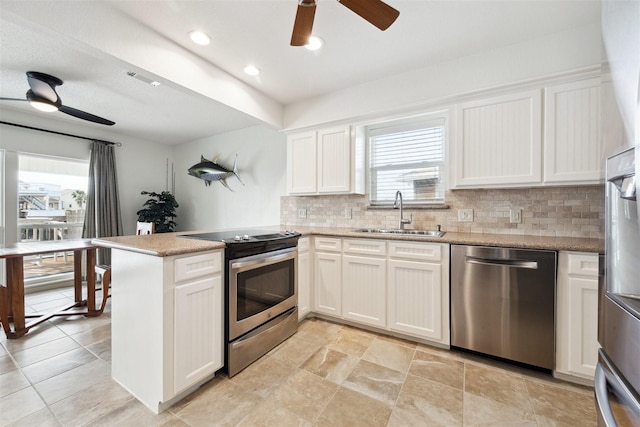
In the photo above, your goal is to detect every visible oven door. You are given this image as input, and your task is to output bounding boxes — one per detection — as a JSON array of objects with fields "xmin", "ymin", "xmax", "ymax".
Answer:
[{"xmin": 229, "ymin": 247, "xmax": 297, "ymax": 341}]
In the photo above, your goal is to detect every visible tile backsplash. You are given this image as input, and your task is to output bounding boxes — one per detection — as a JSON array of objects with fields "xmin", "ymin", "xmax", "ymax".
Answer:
[{"xmin": 281, "ymin": 185, "xmax": 604, "ymax": 239}]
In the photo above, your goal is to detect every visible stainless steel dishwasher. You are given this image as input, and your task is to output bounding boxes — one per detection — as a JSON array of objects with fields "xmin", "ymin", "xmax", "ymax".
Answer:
[{"xmin": 451, "ymin": 245, "xmax": 557, "ymax": 370}]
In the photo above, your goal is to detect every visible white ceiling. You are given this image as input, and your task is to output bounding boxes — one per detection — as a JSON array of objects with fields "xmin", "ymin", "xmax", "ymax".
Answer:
[{"xmin": 0, "ymin": 0, "xmax": 601, "ymax": 145}]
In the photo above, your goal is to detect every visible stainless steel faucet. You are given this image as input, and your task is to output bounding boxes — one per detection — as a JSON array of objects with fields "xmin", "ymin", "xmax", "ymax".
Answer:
[{"xmin": 393, "ymin": 191, "xmax": 412, "ymax": 230}]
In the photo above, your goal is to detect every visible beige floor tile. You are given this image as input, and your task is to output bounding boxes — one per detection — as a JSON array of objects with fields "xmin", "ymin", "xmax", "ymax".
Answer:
[
  {"xmin": 0, "ymin": 387, "xmax": 47, "ymax": 426},
  {"xmin": 0, "ymin": 370, "xmax": 31, "ymax": 399},
  {"xmin": 51, "ymin": 315, "xmax": 111, "ymax": 337},
  {"xmin": 2, "ymin": 326, "xmax": 67, "ymax": 354},
  {"xmin": 28, "ymin": 297, "xmax": 75, "ymax": 313},
  {"xmin": 342, "ymin": 359, "xmax": 405, "ymax": 405},
  {"xmin": 302, "ymin": 347, "xmax": 359, "ymax": 385},
  {"xmin": 268, "ymin": 334, "xmax": 324, "ymax": 367},
  {"xmin": 316, "ymin": 386, "xmax": 392, "ymax": 427},
  {"xmin": 20, "ymin": 347, "xmax": 97, "ymax": 384},
  {"xmin": 408, "ymin": 348, "xmax": 465, "ymax": 390},
  {"xmin": 70, "ymin": 323, "xmax": 111, "ymax": 347},
  {"xmin": 0, "ymin": 354, "xmax": 18, "ymax": 376},
  {"xmin": 325, "ymin": 327, "xmax": 376, "ymax": 358},
  {"xmin": 83, "ymin": 397, "xmax": 182, "ymax": 427},
  {"xmin": 11, "ymin": 337, "xmax": 80, "ymax": 368},
  {"xmin": 237, "ymin": 400, "xmax": 314, "ymax": 427},
  {"xmin": 295, "ymin": 318, "xmax": 343, "ymax": 345},
  {"xmin": 229, "ymin": 355, "xmax": 296, "ymax": 398},
  {"xmin": 525, "ymin": 379, "xmax": 597, "ymax": 426},
  {"xmin": 247, "ymin": 368, "xmax": 338, "ymax": 423},
  {"xmin": 464, "ymin": 363, "xmax": 532, "ymax": 410},
  {"xmin": 362, "ymin": 338, "xmax": 415, "ymax": 373},
  {"xmin": 85, "ymin": 338, "xmax": 112, "ymax": 364},
  {"xmin": 5, "ymin": 407, "xmax": 61, "ymax": 427},
  {"xmin": 392, "ymin": 373, "xmax": 464, "ymax": 426},
  {"xmin": 463, "ymin": 391, "xmax": 538, "ymax": 426},
  {"xmin": 374, "ymin": 333, "xmax": 418, "ymax": 349},
  {"xmin": 172, "ymin": 376, "xmax": 264, "ymax": 426},
  {"xmin": 34, "ymin": 359, "xmax": 111, "ymax": 405},
  {"xmin": 0, "ymin": 344, "xmax": 6, "ymax": 357}
]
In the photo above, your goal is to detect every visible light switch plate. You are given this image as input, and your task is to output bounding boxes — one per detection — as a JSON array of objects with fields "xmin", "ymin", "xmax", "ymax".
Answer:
[
  {"xmin": 344, "ymin": 208, "xmax": 352, "ymax": 219},
  {"xmin": 458, "ymin": 209, "xmax": 473, "ymax": 222},
  {"xmin": 297, "ymin": 208, "xmax": 307, "ymax": 219}
]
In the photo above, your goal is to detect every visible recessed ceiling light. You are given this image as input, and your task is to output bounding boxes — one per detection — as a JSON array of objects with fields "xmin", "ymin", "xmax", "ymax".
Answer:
[
  {"xmin": 244, "ymin": 65, "xmax": 261, "ymax": 76},
  {"xmin": 305, "ymin": 35, "xmax": 324, "ymax": 51},
  {"xmin": 189, "ymin": 30, "xmax": 211, "ymax": 46}
]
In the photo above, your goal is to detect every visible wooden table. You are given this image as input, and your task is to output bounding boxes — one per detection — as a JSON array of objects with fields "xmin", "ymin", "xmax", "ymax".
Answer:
[{"xmin": 0, "ymin": 239, "xmax": 101, "ymax": 339}]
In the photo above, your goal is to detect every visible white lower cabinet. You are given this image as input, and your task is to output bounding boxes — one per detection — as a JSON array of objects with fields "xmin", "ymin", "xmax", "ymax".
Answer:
[
  {"xmin": 314, "ymin": 237, "xmax": 343, "ymax": 316},
  {"xmin": 111, "ymin": 249, "xmax": 224, "ymax": 414},
  {"xmin": 387, "ymin": 242, "xmax": 450, "ymax": 344},
  {"xmin": 297, "ymin": 237, "xmax": 311, "ymax": 320},
  {"xmin": 556, "ymin": 251, "xmax": 600, "ymax": 381},
  {"xmin": 308, "ymin": 236, "xmax": 449, "ymax": 345}
]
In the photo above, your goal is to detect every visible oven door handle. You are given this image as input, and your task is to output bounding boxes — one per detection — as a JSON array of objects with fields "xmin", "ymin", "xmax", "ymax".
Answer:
[{"xmin": 231, "ymin": 247, "xmax": 297, "ymax": 270}]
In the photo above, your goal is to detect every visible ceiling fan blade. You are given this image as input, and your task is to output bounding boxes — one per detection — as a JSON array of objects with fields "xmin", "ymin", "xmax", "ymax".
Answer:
[
  {"xmin": 0, "ymin": 97, "xmax": 28, "ymax": 102},
  {"xmin": 59, "ymin": 105, "xmax": 115, "ymax": 126},
  {"xmin": 26, "ymin": 71, "xmax": 62, "ymax": 103},
  {"xmin": 338, "ymin": 0, "xmax": 399, "ymax": 30},
  {"xmin": 291, "ymin": 0, "xmax": 317, "ymax": 46}
]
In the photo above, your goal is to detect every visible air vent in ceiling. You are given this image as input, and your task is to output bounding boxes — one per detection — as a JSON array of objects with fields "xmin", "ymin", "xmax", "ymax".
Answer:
[{"xmin": 126, "ymin": 71, "xmax": 161, "ymax": 87}]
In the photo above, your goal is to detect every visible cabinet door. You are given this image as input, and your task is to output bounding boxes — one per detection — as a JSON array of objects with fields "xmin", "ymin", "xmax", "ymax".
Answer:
[
  {"xmin": 544, "ymin": 79, "xmax": 602, "ymax": 184},
  {"xmin": 287, "ymin": 131, "xmax": 317, "ymax": 194},
  {"xmin": 317, "ymin": 126, "xmax": 351, "ymax": 194},
  {"xmin": 388, "ymin": 259, "xmax": 443, "ymax": 341},
  {"xmin": 454, "ymin": 90, "xmax": 542, "ymax": 188},
  {"xmin": 556, "ymin": 252, "xmax": 599, "ymax": 380},
  {"xmin": 314, "ymin": 252, "xmax": 342, "ymax": 317},
  {"xmin": 298, "ymin": 247, "xmax": 311, "ymax": 320},
  {"xmin": 174, "ymin": 274, "xmax": 223, "ymax": 394},
  {"xmin": 342, "ymin": 255, "xmax": 386, "ymax": 328}
]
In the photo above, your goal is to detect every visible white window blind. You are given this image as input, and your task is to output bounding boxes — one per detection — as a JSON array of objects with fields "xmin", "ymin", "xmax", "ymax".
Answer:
[{"xmin": 367, "ymin": 116, "xmax": 446, "ymax": 205}]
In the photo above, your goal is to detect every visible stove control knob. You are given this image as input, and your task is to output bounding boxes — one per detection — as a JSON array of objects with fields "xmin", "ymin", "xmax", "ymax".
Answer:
[
  {"xmin": 243, "ymin": 234, "xmax": 250, "ymax": 240},
  {"xmin": 234, "ymin": 235, "xmax": 242, "ymax": 241}
]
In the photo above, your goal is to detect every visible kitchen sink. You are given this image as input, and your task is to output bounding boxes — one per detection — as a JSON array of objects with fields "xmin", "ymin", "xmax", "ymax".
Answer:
[{"xmin": 355, "ymin": 228, "xmax": 445, "ymax": 237}]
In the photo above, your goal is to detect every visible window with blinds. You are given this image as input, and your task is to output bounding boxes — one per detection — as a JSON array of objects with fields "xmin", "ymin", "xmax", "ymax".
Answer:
[{"xmin": 366, "ymin": 115, "xmax": 446, "ymax": 205}]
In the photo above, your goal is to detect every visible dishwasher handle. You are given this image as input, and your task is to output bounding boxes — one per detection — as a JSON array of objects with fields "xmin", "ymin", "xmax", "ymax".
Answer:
[{"xmin": 465, "ymin": 256, "xmax": 538, "ymax": 269}]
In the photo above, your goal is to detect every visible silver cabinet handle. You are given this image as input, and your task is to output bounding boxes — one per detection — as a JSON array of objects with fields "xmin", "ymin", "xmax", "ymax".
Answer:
[{"xmin": 465, "ymin": 256, "xmax": 538, "ymax": 269}]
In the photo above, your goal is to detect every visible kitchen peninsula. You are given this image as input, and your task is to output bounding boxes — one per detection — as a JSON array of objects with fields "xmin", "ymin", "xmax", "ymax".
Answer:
[{"xmin": 94, "ymin": 228, "xmax": 602, "ymax": 413}]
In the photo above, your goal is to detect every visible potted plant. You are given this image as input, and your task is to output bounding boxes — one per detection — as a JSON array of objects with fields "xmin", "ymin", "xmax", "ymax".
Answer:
[{"xmin": 136, "ymin": 191, "xmax": 179, "ymax": 233}]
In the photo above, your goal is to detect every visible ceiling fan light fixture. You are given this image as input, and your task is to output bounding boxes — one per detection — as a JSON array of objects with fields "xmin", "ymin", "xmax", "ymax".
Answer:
[
  {"xmin": 189, "ymin": 30, "xmax": 211, "ymax": 46},
  {"xmin": 305, "ymin": 35, "xmax": 324, "ymax": 51}
]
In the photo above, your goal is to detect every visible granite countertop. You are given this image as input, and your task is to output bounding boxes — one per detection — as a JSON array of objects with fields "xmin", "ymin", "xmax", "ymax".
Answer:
[{"xmin": 93, "ymin": 225, "xmax": 603, "ymax": 257}]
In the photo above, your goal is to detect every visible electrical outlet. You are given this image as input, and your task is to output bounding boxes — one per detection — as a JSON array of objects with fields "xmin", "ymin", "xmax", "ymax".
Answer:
[
  {"xmin": 297, "ymin": 208, "xmax": 307, "ymax": 219},
  {"xmin": 344, "ymin": 208, "xmax": 352, "ymax": 219},
  {"xmin": 510, "ymin": 209, "xmax": 522, "ymax": 224},
  {"xmin": 458, "ymin": 209, "xmax": 473, "ymax": 222}
]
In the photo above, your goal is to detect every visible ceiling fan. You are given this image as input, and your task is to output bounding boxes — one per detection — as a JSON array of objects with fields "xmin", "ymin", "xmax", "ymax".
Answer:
[
  {"xmin": 0, "ymin": 71, "xmax": 115, "ymax": 126},
  {"xmin": 291, "ymin": 0, "xmax": 400, "ymax": 46}
]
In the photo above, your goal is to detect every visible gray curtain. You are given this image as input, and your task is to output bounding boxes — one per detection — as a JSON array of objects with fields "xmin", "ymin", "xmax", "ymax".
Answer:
[{"xmin": 83, "ymin": 141, "xmax": 123, "ymax": 264}]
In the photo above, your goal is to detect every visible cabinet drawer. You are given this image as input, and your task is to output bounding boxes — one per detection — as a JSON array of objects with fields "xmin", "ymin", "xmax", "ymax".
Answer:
[
  {"xmin": 343, "ymin": 239, "xmax": 386, "ymax": 256},
  {"xmin": 174, "ymin": 252, "xmax": 222, "ymax": 283},
  {"xmin": 388, "ymin": 242, "xmax": 442, "ymax": 262},
  {"xmin": 314, "ymin": 237, "xmax": 342, "ymax": 252},
  {"xmin": 566, "ymin": 252, "xmax": 599, "ymax": 277}
]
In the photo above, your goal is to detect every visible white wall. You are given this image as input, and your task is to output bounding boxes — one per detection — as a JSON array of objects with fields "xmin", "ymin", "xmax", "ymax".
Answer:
[
  {"xmin": 0, "ymin": 108, "xmax": 172, "ymax": 237},
  {"xmin": 172, "ymin": 125, "xmax": 286, "ymax": 232},
  {"xmin": 284, "ymin": 22, "xmax": 602, "ymax": 130}
]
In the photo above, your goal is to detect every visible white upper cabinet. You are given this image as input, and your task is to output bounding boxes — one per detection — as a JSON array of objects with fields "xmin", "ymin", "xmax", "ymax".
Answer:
[
  {"xmin": 287, "ymin": 126, "xmax": 364, "ymax": 195},
  {"xmin": 453, "ymin": 90, "xmax": 543, "ymax": 188},
  {"xmin": 544, "ymin": 79, "xmax": 602, "ymax": 184},
  {"xmin": 287, "ymin": 131, "xmax": 317, "ymax": 194}
]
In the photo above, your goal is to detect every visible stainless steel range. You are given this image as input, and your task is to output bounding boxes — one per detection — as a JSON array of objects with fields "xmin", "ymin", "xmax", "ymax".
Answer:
[{"xmin": 179, "ymin": 229, "xmax": 300, "ymax": 377}]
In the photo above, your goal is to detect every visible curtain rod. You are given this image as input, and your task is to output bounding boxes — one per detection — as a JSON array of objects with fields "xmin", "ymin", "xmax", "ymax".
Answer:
[{"xmin": 0, "ymin": 120, "xmax": 122, "ymax": 147}]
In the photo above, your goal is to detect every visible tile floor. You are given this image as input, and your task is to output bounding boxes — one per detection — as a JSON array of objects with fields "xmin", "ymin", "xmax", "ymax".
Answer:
[{"xmin": 1, "ymin": 286, "xmax": 597, "ymax": 426}]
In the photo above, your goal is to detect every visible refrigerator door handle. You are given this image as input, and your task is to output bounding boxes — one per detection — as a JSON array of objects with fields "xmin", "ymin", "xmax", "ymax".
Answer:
[{"xmin": 595, "ymin": 358, "xmax": 640, "ymax": 427}]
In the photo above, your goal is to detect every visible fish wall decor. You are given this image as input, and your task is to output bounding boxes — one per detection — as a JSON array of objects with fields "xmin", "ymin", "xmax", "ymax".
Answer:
[{"xmin": 187, "ymin": 154, "xmax": 245, "ymax": 191}]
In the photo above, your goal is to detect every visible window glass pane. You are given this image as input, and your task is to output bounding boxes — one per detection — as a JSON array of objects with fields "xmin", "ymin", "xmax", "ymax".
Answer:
[
  {"xmin": 18, "ymin": 154, "xmax": 88, "ymax": 282},
  {"xmin": 367, "ymin": 116, "xmax": 446, "ymax": 205}
]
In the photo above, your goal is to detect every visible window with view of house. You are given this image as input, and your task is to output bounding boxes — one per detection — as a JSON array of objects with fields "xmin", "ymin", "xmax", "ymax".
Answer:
[{"xmin": 364, "ymin": 113, "xmax": 447, "ymax": 206}]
